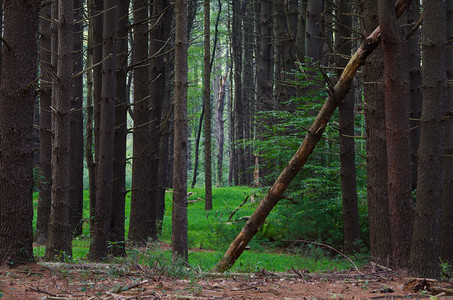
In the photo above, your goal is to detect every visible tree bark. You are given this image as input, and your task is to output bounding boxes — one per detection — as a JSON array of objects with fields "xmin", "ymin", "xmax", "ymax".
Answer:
[
  {"xmin": 408, "ymin": 0, "xmax": 447, "ymax": 279},
  {"xmin": 172, "ymin": 0, "xmax": 189, "ymax": 262},
  {"xmin": 129, "ymin": 0, "xmax": 151, "ymax": 245},
  {"xmin": 305, "ymin": 0, "xmax": 324, "ymax": 61},
  {"xmin": 70, "ymin": 0, "xmax": 84, "ymax": 238},
  {"xmin": 378, "ymin": 0, "xmax": 413, "ymax": 268},
  {"xmin": 362, "ymin": 0, "xmax": 392, "ymax": 266},
  {"xmin": 441, "ymin": 0, "xmax": 453, "ymax": 264},
  {"xmin": 204, "ymin": 0, "xmax": 213, "ymax": 210},
  {"xmin": 110, "ymin": 0, "xmax": 130, "ymax": 257},
  {"xmin": 90, "ymin": 0, "xmax": 104, "ymax": 235},
  {"xmin": 336, "ymin": 0, "xmax": 360, "ymax": 254},
  {"xmin": 45, "ymin": 0, "xmax": 74, "ymax": 260},
  {"xmin": 214, "ymin": 0, "xmax": 413, "ymax": 273},
  {"xmin": 89, "ymin": 0, "xmax": 118, "ymax": 260},
  {"xmin": 215, "ymin": 75, "xmax": 227, "ymax": 187},
  {"xmin": 36, "ymin": 1, "xmax": 53, "ymax": 245},
  {"xmin": 406, "ymin": 0, "xmax": 422, "ymax": 191},
  {"xmin": 0, "ymin": 0, "xmax": 39, "ymax": 267}
]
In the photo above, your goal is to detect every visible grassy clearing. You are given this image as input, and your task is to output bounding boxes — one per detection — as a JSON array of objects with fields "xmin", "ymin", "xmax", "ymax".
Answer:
[{"xmin": 33, "ymin": 186, "xmax": 366, "ymax": 273}]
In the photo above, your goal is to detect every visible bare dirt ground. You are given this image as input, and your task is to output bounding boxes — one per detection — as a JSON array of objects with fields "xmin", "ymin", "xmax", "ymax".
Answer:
[{"xmin": 1, "ymin": 262, "xmax": 452, "ymax": 299}]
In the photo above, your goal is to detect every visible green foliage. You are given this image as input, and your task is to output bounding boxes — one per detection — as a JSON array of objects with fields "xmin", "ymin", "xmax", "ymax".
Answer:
[{"xmin": 249, "ymin": 59, "xmax": 369, "ymax": 251}]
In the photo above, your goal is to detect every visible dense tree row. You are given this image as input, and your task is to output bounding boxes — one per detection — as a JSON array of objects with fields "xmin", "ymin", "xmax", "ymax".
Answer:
[{"xmin": 0, "ymin": 0, "xmax": 452, "ymax": 279}]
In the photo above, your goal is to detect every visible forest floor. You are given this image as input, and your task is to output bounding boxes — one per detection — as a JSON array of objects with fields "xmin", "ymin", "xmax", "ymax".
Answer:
[{"xmin": 1, "ymin": 262, "xmax": 453, "ymax": 299}]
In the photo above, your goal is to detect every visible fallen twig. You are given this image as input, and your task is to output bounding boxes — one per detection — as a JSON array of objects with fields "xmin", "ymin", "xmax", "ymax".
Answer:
[
  {"xmin": 26, "ymin": 285, "xmax": 58, "ymax": 297},
  {"xmin": 228, "ymin": 196, "xmax": 249, "ymax": 222},
  {"xmin": 111, "ymin": 279, "xmax": 149, "ymax": 293},
  {"xmin": 291, "ymin": 240, "xmax": 363, "ymax": 275}
]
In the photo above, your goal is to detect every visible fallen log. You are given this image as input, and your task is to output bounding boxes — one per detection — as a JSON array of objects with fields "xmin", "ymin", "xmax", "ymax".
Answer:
[{"xmin": 214, "ymin": 0, "xmax": 413, "ymax": 272}]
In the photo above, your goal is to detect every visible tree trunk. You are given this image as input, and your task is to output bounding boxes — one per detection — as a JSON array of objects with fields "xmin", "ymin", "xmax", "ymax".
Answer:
[
  {"xmin": 305, "ymin": 0, "xmax": 324, "ymax": 61},
  {"xmin": 110, "ymin": 0, "xmax": 130, "ymax": 257},
  {"xmin": 45, "ymin": 0, "xmax": 74, "ymax": 260},
  {"xmin": 233, "ymin": 0, "xmax": 245, "ymax": 185},
  {"xmin": 0, "ymin": 0, "xmax": 39, "ymax": 267},
  {"xmin": 36, "ymin": 1, "xmax": 52, "ymax": 245},
  {"xmin": 336, "ymin": 0, "xmax": 360, "ymax": 254},
  {"xmin": 129, "ymin": 0, "xmax": 151, "ymax": 245},
  {"xmin": 90, "ymin": 0, "xmax": 104, "ymax": 235},
  {"xmin": 242, "ymin": 0, "xmax": 254, "ymax": 186},
  {"xmin": 441, "ymin": 0, "xmax": 453, "ymax": 263},
  {"xmin": 172, "ymin": 0, "xmax": 189, "ymax": 262},
  {"xmin": 408, "ymin": 0, "xmax": 447, "ymax": 279},
  {"xmin": 148, "ymin": 0, "xmax": 168, "ymax": 239},
  {"xmin": 204, "ymin": 0, "xmax": 213, "ymax": 210},
  {"xmin": 89, "ymin": 0, "xmax": 118, "ymax": 260},
  {"xmin": 214, "ymin": 0, "xmax": 413, "ymax": 273},
  {"xmin": 70, "ymin": 0, "xmax": 84, "ymax": 238},
  {"xmin": 363, "ymin": 0, "xmax": 392, "ymax": 266},
  {"xmin": 378, "ymin": 0, "xmax": 413, "ymax": 268},
  {"xmin": 406, "ymin": 0, "xmax": 422, "ymax": 191},
  {"xmin": 215, "ymin": 75, "xmax": 227, "ymax": 187},
  {"xmin": 157, "ymin": 2, "xmax": 174, "ymax": 231}
]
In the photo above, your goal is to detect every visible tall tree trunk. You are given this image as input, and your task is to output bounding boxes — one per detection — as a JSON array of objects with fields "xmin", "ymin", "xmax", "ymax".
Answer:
[
  {"xmin": 378, "ymin": 0, "xmax": 413, "ymax": 268},
  {"xmin": 70, "ymin": 0, "xmax": 84, "ymax": 238},
  {"xmin": 129, "ymin": 0, "xmax": 151, "ymax": 245},
  {"xmin": 36, "ymin": 1, "xmax": 52, "ymax": 245},
  {"xmin": 214, "ymin": 0, "xmax": 413, "ymax": 273},
  {"xmin": 204, "ymin": 0, "xmax": 213, "ymax": 210},
  {"xmin": 45, "ymin": 0, "xmax": 74, "ymax": 260},
  {"xmin": 215, "ymin": 75, "xmax": 227, "ymax": 187},
  {"xmin": 336, "ymin": 0, "xmax": 360, "ymax": 254},
  {"xmin": 90, "ymin": 0, "xmax": 104, "ymax": 235},
  {"xmin": 406, "ymin": 0, "xmax": 422, "ymax": 191},
  {"xmin": 256, "ymin": 0, "xmax": 274, "ymax": 185},
  {"xmin": 242, "ymin": 0, "xmax": 254, "ymax": 186},
  {"xmin": 172, "ymin": 0, "xmax": 189, "ymax": 262},
  {"xmin": 148, "ymin": 0, "xmax": 168, "ymax": 239},
  {"xmin": 110, "ymin": 0, "xmax": 130, "ymax": 257},
  {"xmin": 305, "ymin": 0, "xmax": 324, "ymax": 61},
  {"xmin": 363, "ymin": 0, "xmax": 392, "ymax": 266},
  {"xmin": 408, "ymin": 0, "xmax": 447, "ymax": 279},
  {"xmin": 157, "ymin": 2, "xmax": 174, "ymax": 231},
  {"xmin": 441, "ymin": 0, "xmax": 453, "ymax": 263},
  {"xmin": 233, "ymin": 0, "xmax": 244, "ymax": 185},
  {"xmin": 89, "ymin": 0, "xmax": 118, "ymax": 260},
  {"xmin": 0, "ymin": 0, "xmax": 39, "ymax": 267}
]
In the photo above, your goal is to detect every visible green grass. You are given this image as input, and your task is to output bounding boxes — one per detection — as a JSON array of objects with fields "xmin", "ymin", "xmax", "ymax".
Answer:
[{"xmin": 33, "ymin": 186, "xmax": 366, "ymax": 273}]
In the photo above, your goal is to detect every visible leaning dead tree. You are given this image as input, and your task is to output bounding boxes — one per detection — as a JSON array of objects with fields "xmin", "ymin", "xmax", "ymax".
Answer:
[{"xmin": 215, "ymin": 0, "xmax": 413, "ymax": 272}]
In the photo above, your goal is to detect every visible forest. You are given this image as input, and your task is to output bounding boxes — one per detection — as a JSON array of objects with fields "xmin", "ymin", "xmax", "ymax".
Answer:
[{"xmin": 0, "ymin": 0, "xmax": 452, "ymax": 296}]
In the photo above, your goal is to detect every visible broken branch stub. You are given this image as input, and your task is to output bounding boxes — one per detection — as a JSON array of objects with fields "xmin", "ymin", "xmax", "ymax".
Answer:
[{"xmin": 214, "ymin": 0, "xmax": 413, "ymax": 273}]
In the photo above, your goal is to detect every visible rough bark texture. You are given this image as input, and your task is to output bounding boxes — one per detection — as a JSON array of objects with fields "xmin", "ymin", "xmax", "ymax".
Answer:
[
  {"xmin": 157, "ymin": 3, "xmax": 174, "ymax": 231},
  {"xmin": 378, "ymin": 0, "xmax": 413, "ymax": 268},
  {"xmin": 232, "ymin": 0, "xmax": 244, "ymax": 186},
  {"xmin": 0, "ymin": 0, "xmax": 39, "ymax": 267},
  {"xmin": 110, "ymin": 0, "xmax": 130, "ymax": 257},
  {"xmin": 172, "ymin": 0, "xmax": 189, "ymax": 262},
  {"xmin": 215, "ymin": 0, "xmax": 413, "ymax": 273},
  {"xmin": 89, "ymin": 0, "xmax": 118, "ymax": 260},
  {"xmin": 363, "ymin": 0, "xmax": 392, "ymax": 266},
  {"xmin": 242, "ymin": 0, "xmax": 254, "ymax": 186},
  {"xmin": 70, "ymin": 0, "xmax": 84, "ymax": 238},
  {"xmin": 36, "ymin": 2, "xmax": 52, "ymax": 245},
  {"xmin": 129, "ymin": 0, "xmax": 151, "ymax": 245},
  {"xmin": 215, "ymin": 75, "xmax": 227, "ymax": 187},
  {"xmin": 148, "ymin": 0, "xmax": 168, "ymax": 238},
  {"xmin": 336, "ymin": 0, "xmax": 360, "ymax": 254},
  {"xmin": 406, "ymin": 0, "xmax": 422, "ymax": 191},
  {"xmin": 90, "ymin": 0, "xmax": 104, "ymax": 235},
  {"xmin": 45, "ymin": 0, "xmax": 74, "ymax": 260},
  {"xmin": 441, "ymin": 0, "xmax": 453, "ymax": 263},
  {"xmin": 408, "ymin": 0, "xmax": 447, "ymax": 279},
  {"xmin": 305, "ymin": 0, "xmax": 324, "ymax": 61},
  {"xmin": 204, "ymin": 0, "xmax": 213, "ymax": 210}
]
